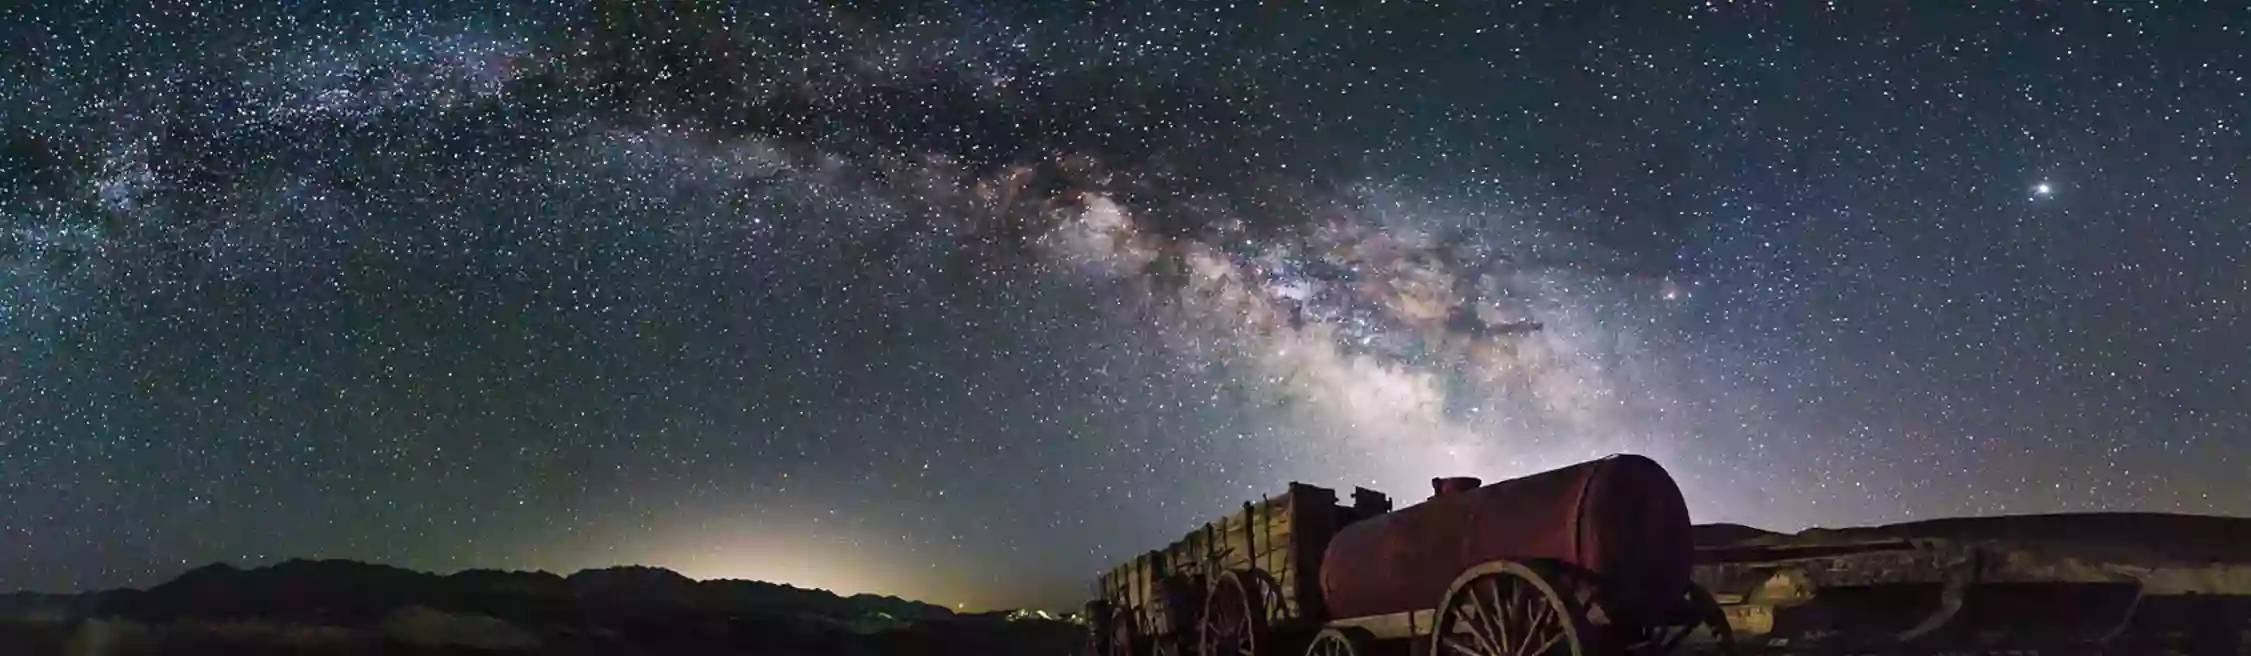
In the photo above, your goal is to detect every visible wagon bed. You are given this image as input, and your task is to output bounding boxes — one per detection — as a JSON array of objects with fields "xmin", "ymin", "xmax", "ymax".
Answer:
[
  {"xmin": 1088, "ymin": 455, "xmax": 1732, "ymax": 656},
  {"xmin": 1090, "ymin": 483, "xmax": 1393, "ymax": 655},
  {"xmin": 1693, "ymin": 513, "xmax": 2251, "ymax": 654}
]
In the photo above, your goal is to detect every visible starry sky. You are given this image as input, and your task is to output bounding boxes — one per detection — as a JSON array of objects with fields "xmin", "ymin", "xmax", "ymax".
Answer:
[{"xmin": 3, "ymin": 0, "xmax": 2246, "ymax": 612}]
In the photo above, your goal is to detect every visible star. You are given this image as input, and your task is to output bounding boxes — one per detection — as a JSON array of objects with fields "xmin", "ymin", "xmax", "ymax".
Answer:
[{"xmin": 2, "ymin": 1, "xmax": 2244, "ymax": 616}]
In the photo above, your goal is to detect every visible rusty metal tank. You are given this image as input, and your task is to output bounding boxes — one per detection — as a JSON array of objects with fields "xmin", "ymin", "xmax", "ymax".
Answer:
[{"xmin": 1318, "ymin": 454, "xmax": 1693, "ymax": 619}]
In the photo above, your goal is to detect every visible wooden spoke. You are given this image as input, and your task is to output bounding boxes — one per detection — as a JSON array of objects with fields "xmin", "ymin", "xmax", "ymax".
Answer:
[
  {"xmin": 1430, "ymin": 561, "xmax": 1589, "ymax": 656},
  {"xmin": 1305, "ymin": 627, "xmax": 1372, "ymax": 656},
  {"xmin": 1202, "ymin": 571, "xmax": 1268, "ymax": 656}
]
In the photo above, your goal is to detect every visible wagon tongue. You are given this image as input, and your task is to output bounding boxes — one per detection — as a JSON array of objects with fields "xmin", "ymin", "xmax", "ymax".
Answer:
[{"xmin": 1428, "ymin": 477, "xmax": 1483, "ymax": 499}]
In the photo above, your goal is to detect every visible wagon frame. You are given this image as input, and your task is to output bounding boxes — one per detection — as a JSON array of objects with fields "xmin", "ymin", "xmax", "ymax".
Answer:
[
  {"xmin": 1693, "ymin": 514, "xmax": 2251, "ymax": 654},
  {"xmin": 1089, "ymin": 482, "xmax": 1361, "ymax": 656},
  {"xmin": 1087, "ymin": 456, "xmax": 1737, "ymax": 656}
]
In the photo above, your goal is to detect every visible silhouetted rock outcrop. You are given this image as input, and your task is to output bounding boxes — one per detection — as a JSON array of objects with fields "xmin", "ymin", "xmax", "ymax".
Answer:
[
  {"xmin": 116, "ymin": 559, "xmax": 436, "ymax": 625},
  {"xmin": 565, "ymin": 565, "xmax": 699, "ymax": 601}
]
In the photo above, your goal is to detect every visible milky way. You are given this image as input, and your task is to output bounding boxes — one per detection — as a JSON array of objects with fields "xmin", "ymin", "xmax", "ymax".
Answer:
[{"xmin": 4, "ymin": 1, "xmax": 2246, "ymax": 610}]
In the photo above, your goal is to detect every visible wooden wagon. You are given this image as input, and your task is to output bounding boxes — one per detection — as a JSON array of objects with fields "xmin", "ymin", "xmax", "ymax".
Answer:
[
  {"xmin": 1693, "ymin": 513, "xmax": 2251, "ymax": 654},
  {"xmin": 1086, "ymin": 455, "xmax": 1736, "ymax": 656},
  {"xmin": 1088, "ymin": 483, "xmax": 1392, "ymax": 656}
]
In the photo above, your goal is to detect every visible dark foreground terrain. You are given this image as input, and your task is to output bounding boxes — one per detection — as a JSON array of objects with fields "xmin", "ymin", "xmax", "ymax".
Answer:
[
  {"xmin": 0, "ymin": 560, "xmax": 1083, "ymax": 655},
  {"xmin": 16, "ymin": 514, "xmax": 2250, "ymax": 655}
]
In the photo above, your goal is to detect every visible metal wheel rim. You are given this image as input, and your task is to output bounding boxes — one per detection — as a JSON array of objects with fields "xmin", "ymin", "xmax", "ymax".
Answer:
[
  {"xmin": 1202, "ymin": 573, "xmax": 1260, "ymax": 656},
  {"xmin": 1309, "ymin": 630, "xmax": 1360, "ymax": 656},
  {"xmin": 1433, "ymin": 566, "xmax": 1583, "ymax": 656}
]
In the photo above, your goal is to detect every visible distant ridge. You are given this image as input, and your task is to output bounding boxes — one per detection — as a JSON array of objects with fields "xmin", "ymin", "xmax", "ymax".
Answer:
[
  {"xmin": 0, "ymin": 558, "xmax": 1077, "ymax": 655},
  {"xmin": 1694, "ymin": 512, "xmax": 2251, "ymax": 560},
  {"xmin": 2, "ymin": 557, "xmax": 954, "ymax": 625}
]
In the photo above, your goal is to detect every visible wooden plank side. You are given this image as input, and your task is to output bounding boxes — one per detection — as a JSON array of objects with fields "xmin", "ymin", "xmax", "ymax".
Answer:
[
  {"xmin": 1144, "ymin": 552, "xmax": 1158, "ymax": 625},
  {"xmin": 1252, "ymin": 496, "xmax": 1283, "ymax": 623},
  {"xmin": 1243, "ymin": 500, "xmax": 1259, "ymax": 575},
  {"xmin": 1239, "ymin": 507, "xmax": 1255, "ymax": 569},
  {"xmin": 1101, "ymin": 563, "xmax": 1115, "ymax": 612},
  {"xmin": 1178, "ymin": 488, "xmax": 1313, "ymax": 624},
  {"xmin": 1218, "ymin": 512, "xmax": 1245, "ymax": 571},
  {"xmin": 1187, "ymin": 522, "xmax": 1205, "ymax": 573},
  {"xmin": 1269, "ymin": 490, "xmax": 1299, "ymax": 621},
  {"xmin": 1143, "ymin": 554, "xmax": 1161, "ymax": 622},
  {"xmin": 1289, "ymin": 483, "xmax": 1340, "ymax": 623},
  {"xmin": 1102, "ymin": 561, "xmax": 1123, "ymax": 612},
  {"xmin": 1134, "ymin": 553, "xmax": 1151, "ymax": 632},
  {"xmin": 1088, "ymin": 482, "xmax": 1345, "ymax": 630},
  {"xmin": 1135, "ymin": 553, "xmax": 1150, "ymax": 620},
  {"xmin": 1154, "ymin": 552, "xmax": 1176, "ymax": 636},
  {"xmin": 1246, "ymin": 499, "xmax": 1265, "ymax": 568},
  {"xmin": 1260, "ymin": 495, "xmax": 1278, "ymax": 586},
  {"xmin": 1124, "ymin": 554, "xmax": 1139, "ymax": 620}
]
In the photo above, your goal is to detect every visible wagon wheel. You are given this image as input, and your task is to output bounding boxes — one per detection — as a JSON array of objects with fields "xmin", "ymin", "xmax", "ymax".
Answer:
[
  {"xmin": 1628, "ymin": 583, "xmax": 1735, "ymax": 655},
  {"xmin": 1306, "ymin": 627, "xmax": 1375, "ymax": 656},
  {"xmin": 1429, "ymin": 560, "xmax": 1595, "ymax": 656},
  {"xmin": 1110, "ymin": 607, "xmax": 1142, "ymax": 656},
  {"xmin": 1158, "ymin": 574, "xmax": 1207, "ymax": 651},
  {"xmin": 1202, "ymin": 570, "xmax": 1277, "ymax": 656}
]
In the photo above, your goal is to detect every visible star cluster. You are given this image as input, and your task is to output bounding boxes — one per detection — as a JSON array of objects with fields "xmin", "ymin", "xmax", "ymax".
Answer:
[{"xmin": 4, "ymin": 1, "xmax": 2245, "ymax": 611}]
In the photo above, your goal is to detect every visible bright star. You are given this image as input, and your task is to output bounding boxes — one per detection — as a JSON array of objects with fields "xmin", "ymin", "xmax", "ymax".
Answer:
[{"xmin": 2033, "ymin": 182, "xmax": 2053, "ymax": 196}]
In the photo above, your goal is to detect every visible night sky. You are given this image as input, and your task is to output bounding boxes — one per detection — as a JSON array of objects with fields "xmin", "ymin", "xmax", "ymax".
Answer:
[{"xmin": 4, "ymin": 1, "xmax": 2246, "ymax": 611}]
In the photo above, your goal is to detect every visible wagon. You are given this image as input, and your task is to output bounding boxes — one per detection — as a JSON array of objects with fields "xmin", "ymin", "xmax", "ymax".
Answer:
[
  {"xmin": 1692, "ymin": 513, "xmax": 2251, "ymax": 654},
  {"xmin": 1085, "ymin": 454, "xmax": 1735, "ymax": 656}
]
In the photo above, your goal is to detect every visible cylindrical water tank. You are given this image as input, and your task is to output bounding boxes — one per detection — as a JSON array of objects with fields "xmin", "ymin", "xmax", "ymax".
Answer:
[{"xmin": 1317, "ymin": 454, "xmax": 1693, "ymax": 619}]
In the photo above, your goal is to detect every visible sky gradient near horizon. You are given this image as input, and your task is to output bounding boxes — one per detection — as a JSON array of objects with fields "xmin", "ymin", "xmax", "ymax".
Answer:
[{"xmin": 4, "ymin": 1, "xmax": 2245, "ymax": 610}]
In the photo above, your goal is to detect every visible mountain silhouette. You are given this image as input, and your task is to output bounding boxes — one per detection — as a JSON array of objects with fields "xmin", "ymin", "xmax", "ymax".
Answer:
[{"xmin": 0, "ymin": 559, "xmax": 1075, "ymax": 655}]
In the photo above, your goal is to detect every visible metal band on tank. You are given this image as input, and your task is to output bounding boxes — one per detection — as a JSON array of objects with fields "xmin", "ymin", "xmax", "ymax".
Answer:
[{"xmin": 1573, "ymin": 455, "xmax": 1617, "ymax": 576}]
